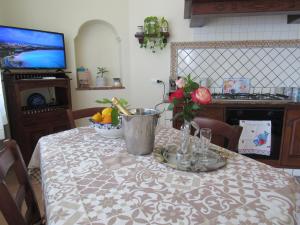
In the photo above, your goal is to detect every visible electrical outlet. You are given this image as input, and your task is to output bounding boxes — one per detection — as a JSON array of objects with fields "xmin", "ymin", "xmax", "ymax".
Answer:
[{"xmin": 151, "ymin": 78, "xmax": 161, "ymax": 84}]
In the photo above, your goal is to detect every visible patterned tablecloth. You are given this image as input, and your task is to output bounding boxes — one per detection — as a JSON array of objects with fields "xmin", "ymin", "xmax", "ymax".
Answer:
[{"xmin": 28, "ymin": 127, "xmax": 300, "ymax": 225}]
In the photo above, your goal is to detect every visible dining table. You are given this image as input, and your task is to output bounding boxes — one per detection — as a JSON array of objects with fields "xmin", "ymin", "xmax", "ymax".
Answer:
[{"xmin": 28, "ymin": 126, "xmax": 300, "ymax": 225}]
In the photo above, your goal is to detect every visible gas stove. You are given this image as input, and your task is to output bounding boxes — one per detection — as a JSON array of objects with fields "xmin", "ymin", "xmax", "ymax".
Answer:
[{"xmin": 212, "ymin": 93, "xmax": 290, "ymax": 101}]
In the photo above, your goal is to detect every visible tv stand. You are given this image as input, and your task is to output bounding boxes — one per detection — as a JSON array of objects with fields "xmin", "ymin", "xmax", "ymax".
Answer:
[
  {"xmin": 2, "ymin": 68, "xmax": 11, "ymax": 73},
  {"xmin": 2, "ymin": 70, "xmax": 72, "ymax": 165}
]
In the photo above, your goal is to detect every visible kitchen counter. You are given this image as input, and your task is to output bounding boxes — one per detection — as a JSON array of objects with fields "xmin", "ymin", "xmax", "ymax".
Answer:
[
  {"xmin": 212, "ymin": 99, "xmax": 300, "ymax": 105},
  {"xmin": 165, "ymin": 98, "xmax": 300, "ymax": 106}
]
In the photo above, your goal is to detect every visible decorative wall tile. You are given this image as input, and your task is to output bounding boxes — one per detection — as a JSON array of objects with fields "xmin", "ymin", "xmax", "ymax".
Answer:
[{"xmin": 171, "ymin": 40, "xmax": 300, "ymax": 93}]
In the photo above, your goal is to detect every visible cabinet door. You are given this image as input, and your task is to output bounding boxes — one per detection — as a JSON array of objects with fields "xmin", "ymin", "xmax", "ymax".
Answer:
[
  {"xmin": 281, "ymin": 109, "xmax": 300, "ymax": 167},
  {"xmin": 22, "ymin": 126, "xmax": 50, "ymax": 165}
]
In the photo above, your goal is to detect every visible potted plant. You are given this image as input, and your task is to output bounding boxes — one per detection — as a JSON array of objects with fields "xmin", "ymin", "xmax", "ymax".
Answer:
[
  {"xmin": 144, "ymin": 16, "xmax": 160, "ymax": 35},
  {"xmin": 140, "ymin": 16, "xmax": 168, "ymax": 53},
  {"xmin": 96, "ymin": 67, "xmax": 108, "ymax": 87},
  {"xmin": 160, "ymin": 17, "xmax": 169, "ymax": 32}
]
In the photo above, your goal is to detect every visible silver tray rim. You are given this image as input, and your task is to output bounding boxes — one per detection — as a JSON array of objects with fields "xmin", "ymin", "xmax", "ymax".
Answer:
[{"xmin": 153, "ymin": 145, "xmax": 227, "ymax": 172}]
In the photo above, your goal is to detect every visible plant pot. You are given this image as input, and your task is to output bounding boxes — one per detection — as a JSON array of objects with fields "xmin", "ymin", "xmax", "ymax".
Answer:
[
  {"xmin": 96, "ymin": 76, "xmax": 106, "ymax": 87},
  {"xmin": 112, "ymin": 78, "xmax": 122, "ymax": 87}
]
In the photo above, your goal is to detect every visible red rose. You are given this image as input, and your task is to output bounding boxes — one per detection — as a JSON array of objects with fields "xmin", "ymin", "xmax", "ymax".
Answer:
[
  {"xmin": 169, "ymin": 88, "xmax": 184, "ymax": 102},
  {"xmin": 191, "ymin": 87, "xmax": 212, "ymax": 104}
]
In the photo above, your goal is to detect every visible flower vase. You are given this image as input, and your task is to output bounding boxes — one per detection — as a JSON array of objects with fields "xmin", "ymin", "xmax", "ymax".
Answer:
[
  {"xmin": 96, "ymin": 76, "xmax": 106, "ymax": 87},
  {"xmin": 177, "ymin": 120, "xmax": 192, "ymax": 169}
]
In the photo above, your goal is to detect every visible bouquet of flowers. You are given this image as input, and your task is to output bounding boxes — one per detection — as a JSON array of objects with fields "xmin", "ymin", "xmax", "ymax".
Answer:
[{"xmin": 168, "ymin": 75, "xmax": 212, "ymax": 122}]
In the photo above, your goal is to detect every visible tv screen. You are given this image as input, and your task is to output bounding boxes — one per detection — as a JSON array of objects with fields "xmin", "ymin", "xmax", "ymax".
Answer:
[{"xmin": 0, "ymin": 25, "xmax": 66, "ymax": 69}]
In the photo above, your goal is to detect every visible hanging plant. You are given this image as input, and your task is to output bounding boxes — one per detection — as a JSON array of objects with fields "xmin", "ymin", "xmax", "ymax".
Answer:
[{"xmin": 140, "ymin": 16, "xmax": 169, "ymax": 53}]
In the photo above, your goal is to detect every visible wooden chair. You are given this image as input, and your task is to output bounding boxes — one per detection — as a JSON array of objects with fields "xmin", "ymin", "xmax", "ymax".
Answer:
[
  {"xmin": 0, "ymin": 139, "xmax": 43, "ymax": 225},
  {"xmin": 193, "ymin": 117, "xmax": 243, "ymax": 152},
  {"xmin": 67, "ymin": 107, "xmax": 104, "ymax": 129}
]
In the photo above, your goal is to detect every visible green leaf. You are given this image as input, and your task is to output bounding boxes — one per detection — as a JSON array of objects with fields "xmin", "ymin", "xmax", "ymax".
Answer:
[
  {"xmin": 190, "ymin": 82, "xmax": 199, "ymax": 90},
  {"xmin": 192, "ymin": 104, "xmax": 201, "ymax": 110},
  {"xmin": 183, "ymin": 103, "xmax": 193, "ymax": 113},
  {"xmin": 96, "ymin": 98, "xmax": 112, "ymax": 104},
  {"xmin": 173, "ymin": 98, "xmax": 180, "ymax": 106},
  {"xmin": 111, "ymin": 108, "xmax": 119, "ymax": 126},
  {"xmin": 119, "ymin": 98, "xmax": 128, "ymax": 107},
  {"xmin": 167, "ymin": 103, "xmax": 174, "ymax": 110}
]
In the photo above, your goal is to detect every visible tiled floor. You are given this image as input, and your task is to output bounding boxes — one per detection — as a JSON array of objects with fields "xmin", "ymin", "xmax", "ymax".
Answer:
[{"xmin": 0, "ymin": 170, "xmax": 44, "ymax": 225}]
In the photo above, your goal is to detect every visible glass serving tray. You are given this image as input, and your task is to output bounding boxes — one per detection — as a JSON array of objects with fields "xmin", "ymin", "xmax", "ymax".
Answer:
[{"xmin": 153, "ymin": 145, "xmax": 227, "ymax": 172}]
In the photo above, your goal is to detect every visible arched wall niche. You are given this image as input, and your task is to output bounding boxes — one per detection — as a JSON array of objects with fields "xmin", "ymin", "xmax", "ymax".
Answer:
[{"xmin": 74, "ymin": 19, "xmax": 122, "ymax": 88}]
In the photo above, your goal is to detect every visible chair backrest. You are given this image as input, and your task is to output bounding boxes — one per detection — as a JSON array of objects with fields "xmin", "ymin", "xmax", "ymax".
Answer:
[
  {"xmin": 0, "ymin": 139, "xmax": 42, "ymax": 225},
  {"xmin": 193, "ymin": 117, "xmax": 243, "ymax": 152},
  {"xmin": 67, "ymin": 107, "xmax": 104, "ymax": 129}
]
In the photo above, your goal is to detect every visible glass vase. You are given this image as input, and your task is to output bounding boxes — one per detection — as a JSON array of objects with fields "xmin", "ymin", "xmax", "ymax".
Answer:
[{"xmin": 177, "ymin": 120, "xmax": 192, "ymax": 169}]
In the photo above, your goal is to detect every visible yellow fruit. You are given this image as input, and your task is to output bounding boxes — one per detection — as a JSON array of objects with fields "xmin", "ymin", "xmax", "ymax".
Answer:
[
  {"xmin": 102, "ymin": 107, "xmax": 113, "ymax": 116},
  {"xmin": 91, "ymin": 112, "xmax": 102, "ymax": 123},
  {"xmin": 101, "ymin": 114, "xmax": 112, "ymax": 124}
]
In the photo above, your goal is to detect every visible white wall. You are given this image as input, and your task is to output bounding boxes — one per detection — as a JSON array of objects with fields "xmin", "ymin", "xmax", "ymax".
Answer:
[
  {"xmin": 128, "ymin": 0, "xmax": 193, "ymax": 108},
  {"xmin": 1, "ymin": 0, "xmax": 130, "ymax": 110}
]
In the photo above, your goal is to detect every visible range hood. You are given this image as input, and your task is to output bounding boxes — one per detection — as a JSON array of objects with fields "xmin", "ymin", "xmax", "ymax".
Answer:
[{"xmin": 185, "ymin": 0, "xmax": 300, "ymax": 27}]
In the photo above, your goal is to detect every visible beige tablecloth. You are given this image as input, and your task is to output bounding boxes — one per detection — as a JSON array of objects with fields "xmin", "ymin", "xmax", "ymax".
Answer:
[{"xmin": 28, "ymin": 127, "xmax": 300, "ymax": 225}]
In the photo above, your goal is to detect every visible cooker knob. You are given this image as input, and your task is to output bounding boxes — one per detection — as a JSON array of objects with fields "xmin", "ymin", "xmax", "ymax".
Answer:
[
  {"xmin": 237, "ymin": 110, "xmax": 243, "ymax": 116},
  {"xmin": 267, "ymin": 111, "xmax": 273, "ymax": 117}
]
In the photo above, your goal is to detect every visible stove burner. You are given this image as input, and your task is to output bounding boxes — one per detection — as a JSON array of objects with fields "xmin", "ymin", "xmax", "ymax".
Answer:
[{"xmin": 212, "ymin": 93, "xmax": 289, "ymax": 101}]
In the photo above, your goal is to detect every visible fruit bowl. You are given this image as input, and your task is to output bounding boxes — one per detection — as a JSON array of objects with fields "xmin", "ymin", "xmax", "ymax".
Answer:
[{"xmin": 91, "ymin": 120, "xmax": 123, "ymax": 139}]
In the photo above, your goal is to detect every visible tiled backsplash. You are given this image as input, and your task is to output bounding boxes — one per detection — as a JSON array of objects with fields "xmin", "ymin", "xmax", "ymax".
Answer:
[
  {"xmin": 171, "ymin": 40, "xmax": 300, "ymax": 93},
  {"xmin": 193, "ymin": 15, "xmax": 300, "ymax": 42}
]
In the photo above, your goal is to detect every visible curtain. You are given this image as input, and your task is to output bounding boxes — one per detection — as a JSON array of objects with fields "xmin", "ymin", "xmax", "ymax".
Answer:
[{"xmin": 0, "ymin": 72, "xmax": 8, "ymax": 140}]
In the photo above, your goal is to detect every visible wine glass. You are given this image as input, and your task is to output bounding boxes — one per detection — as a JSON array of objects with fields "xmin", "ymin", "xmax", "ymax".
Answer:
[{"xmin": 199, "ymin": 128, "xmax": 212, "ymax": 161}]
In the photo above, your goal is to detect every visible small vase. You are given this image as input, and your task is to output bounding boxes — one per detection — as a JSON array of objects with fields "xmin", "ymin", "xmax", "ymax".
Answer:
[
  {"xmin": 177, "ymin": 120, "xmax": 192, "ymax": 169},
  {"xmin": 96, "ymin": 76, "xmax": 106, "ymax": 87}
]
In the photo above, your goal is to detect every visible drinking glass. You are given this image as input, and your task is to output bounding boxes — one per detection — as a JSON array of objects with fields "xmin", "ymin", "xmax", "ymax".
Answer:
[{"xmin": 199, "ymin": 128, "xmax": 212, "ymax": 161}]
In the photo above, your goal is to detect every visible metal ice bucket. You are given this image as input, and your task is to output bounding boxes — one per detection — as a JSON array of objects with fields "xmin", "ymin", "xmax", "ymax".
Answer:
[{"xmin": 122, "ymin": 108, "xmax": 160, "ymax": 155}]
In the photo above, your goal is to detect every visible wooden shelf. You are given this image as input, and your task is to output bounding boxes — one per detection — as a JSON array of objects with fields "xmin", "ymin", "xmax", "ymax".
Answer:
[
  {"xmin": 76, "ymin": 86, "xmax": 125, "ymax": 90},
  {"xmin": 134, "ymin": 32, "xmax": 169, "ymax": 44}
]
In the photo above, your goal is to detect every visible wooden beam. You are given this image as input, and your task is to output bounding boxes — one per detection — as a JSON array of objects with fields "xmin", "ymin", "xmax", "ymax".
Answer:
[
  {"xmin": 192, "ymin": 0, "xmax": 300, "ymax": 15},
  {"xmin": 184, "ymin": 0, "xmax": 193, "ymax": 19}
]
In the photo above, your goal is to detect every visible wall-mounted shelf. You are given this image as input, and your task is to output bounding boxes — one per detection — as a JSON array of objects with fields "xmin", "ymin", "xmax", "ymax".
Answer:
[
  {"xmin": 76, "ymin": 86, "xmax": 125, "ymax": 91},
  {"xmin": 134, "ymin": 32, "xmax": 170, "ymax": 44}
]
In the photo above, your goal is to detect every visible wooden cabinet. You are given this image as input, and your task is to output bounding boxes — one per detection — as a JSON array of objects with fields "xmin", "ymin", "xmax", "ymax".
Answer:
[
  {"xmin": 3, "ymin": 71, "xmax": 72, "ymax": 165},
  {"xmin": 185, "ymin": 0, "xmax": 300, "ymax": 27},
  {"xmin": 281, "ymin": 108, "xmax": 300, "ymax": 167},
  {"xmin": 172, "ymin": 103, "xmax": 300, "ymax": 168}
]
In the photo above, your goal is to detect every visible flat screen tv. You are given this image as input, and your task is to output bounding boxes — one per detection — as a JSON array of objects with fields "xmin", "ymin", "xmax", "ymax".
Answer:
[{"xmin": 0, "ymin": 25, "xmax": 66, "ymax": 69}]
